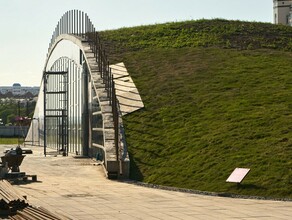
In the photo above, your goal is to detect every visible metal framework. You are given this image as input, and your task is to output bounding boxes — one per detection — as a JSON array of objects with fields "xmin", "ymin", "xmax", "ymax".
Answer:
[
  {"xmin": 43, "ymin": 71, "xmax": 68, "ymax": 156},
  {"xmin": 33, "ymin": 10, "xmax": 130, "ymax": 177},
  {"xmin": 48, "ymin": 10, "xmax": 121, "ymax": 157}
]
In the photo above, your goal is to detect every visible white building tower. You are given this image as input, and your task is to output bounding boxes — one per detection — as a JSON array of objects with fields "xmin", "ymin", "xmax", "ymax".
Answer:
[{"xmin": 273, "ymin": 0, "xmax": 292, "ymax": 25}]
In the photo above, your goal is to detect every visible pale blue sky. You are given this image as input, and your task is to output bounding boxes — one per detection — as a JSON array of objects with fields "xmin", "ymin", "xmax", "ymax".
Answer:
[{"xmin": 0, "ymin": 0, "xmax": 273, "ymax": 86}]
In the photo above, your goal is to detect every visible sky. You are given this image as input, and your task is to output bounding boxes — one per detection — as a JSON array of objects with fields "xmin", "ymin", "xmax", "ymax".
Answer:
[{"xmin": 0, "ymin": 0, "xmax": 273, "ymax": 87}]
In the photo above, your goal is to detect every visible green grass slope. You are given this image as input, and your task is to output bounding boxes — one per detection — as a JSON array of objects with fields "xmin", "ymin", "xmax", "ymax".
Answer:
[{"xmin": 99, "ymin": 19, "xmax": 292, "ymax": 199}]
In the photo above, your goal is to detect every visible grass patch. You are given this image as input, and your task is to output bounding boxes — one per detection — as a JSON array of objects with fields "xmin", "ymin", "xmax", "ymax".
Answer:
[
  {"xmin": 98, "ymin": 19, "xmax": 292, "ymax": 199},
  {"xmin": 0, "ymin": 137, "xmax": 23, "ymax": 145}
]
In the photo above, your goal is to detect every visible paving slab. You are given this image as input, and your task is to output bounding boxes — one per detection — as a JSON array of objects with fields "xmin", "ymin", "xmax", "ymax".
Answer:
[{"xmin": 1, "ymin": 145, "xmax": 291, "ymax": 219}]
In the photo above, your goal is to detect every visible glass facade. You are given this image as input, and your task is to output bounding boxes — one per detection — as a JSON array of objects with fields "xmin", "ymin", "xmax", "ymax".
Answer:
[
  {"xmin": 26, "ymin": 38, "xmax": 105, "ymax": 158},
  {"xmin": 44, "ymin": 57, "xmax": 83, "ymax": 154}
]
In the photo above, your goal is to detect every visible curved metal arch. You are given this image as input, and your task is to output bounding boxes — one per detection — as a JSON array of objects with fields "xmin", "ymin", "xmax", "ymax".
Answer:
[
  {"xmin": 49, "ymin": 56, "xmax": 71, "ymax": 71},
  {"xmin": 27, "ymin": 10, "xmax": 129, "ymax": 178},
  {"xmin": 48, "ymin": 10, "xmax": 95, "ymax": 54}
]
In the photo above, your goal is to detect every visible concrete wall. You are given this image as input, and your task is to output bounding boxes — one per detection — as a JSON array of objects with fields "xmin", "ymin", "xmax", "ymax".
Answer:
[{"xmin": 274, "ymin": 0, "xmax": 292, "ymax": 24}]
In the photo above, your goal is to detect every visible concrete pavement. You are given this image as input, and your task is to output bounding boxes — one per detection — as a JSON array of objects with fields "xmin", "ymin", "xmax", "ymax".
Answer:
[{"xmin": 1, "ymin": 145, "xmax": 291, "ymax": 219}]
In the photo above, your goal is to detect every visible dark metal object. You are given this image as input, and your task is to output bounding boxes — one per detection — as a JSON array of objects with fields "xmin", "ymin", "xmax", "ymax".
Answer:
[
  {"xmin": 1, "ymin": 155, "xmax": 25, "ymax": 172},
  {"xmin": 82, "ymin": 63, "xmax": 89, "ymax": 156}
]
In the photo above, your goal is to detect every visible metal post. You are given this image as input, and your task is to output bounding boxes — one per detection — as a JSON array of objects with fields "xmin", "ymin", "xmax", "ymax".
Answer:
[
  {"xmin": 109, "ymin": 69, "xmax": 112, "ymax": 106},
  {"xmin": 79, "ymin": 10, "xmax": 81, "ymax": 36},
  {"xmin": 32, "ymin": 118, "xmax": 34, "ymax": 145},
  {"xmin": 43, "ymin": 73, "xmax": 47, "ymax": 156},
  {"xmin": 72, "ymin": 10, "xmax": 74, "ymax": 34},
  {"xmin": 82, "ymin": 64, "xmax": 89, "ymax": 156},
  {"xmin": 112, "ymin": 82, "xmax": 119, "ymax": 161},
  {"xmin": 73, "ymin": 10, "xmax": 76, "ymax": 34},
  {"xmin": 82, "ymin": 11, "xmax": 84, "ymax": 37},
  {"xmin": 67, "ymin": 11, "xmax": 69, "ymax": 34}
]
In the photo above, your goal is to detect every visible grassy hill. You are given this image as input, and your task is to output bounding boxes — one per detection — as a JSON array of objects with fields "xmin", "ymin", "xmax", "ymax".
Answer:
[{"xmin": 99, "ymin": 19, "xmax": 292, "ymax": 199}]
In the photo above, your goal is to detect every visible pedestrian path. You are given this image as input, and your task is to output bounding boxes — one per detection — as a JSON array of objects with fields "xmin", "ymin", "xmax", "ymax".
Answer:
[{"xmin": 2, "ymin": 145, "xmax": 291, "ymax": 219}]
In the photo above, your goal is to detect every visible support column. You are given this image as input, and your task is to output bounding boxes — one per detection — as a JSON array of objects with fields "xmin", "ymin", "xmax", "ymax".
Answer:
[{"xmin": 82, "ymin": 63, "xmax": 89, "ymax": 156}]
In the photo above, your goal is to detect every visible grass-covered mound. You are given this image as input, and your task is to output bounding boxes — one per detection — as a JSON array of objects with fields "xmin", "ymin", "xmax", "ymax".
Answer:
[{"xmin": 99, "ymin": 19, "xmax": 292, "ymax": 199}]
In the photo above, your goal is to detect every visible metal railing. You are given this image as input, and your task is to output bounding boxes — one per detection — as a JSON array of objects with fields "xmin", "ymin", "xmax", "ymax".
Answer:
[
  {"xmin": 48, "ymin": 10, "xmax": 122, "ymax": 161},
  {"xmin": 49, "ymin": 10, "xmax": 95, "ymax": 52}
]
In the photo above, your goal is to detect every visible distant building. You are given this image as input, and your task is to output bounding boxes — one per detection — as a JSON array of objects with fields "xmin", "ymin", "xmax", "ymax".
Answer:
[
  {"xmin": 273, "ymin": 0, "xmax": 292, "ymax": 25},
  {"xmin": 0, "ymin": 83, "xmax": 39, "ymax": 96}
]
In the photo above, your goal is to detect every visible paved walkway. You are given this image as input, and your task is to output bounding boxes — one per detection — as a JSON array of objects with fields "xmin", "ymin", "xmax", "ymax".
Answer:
[{"xmin": 2, "ymin": 145, "xmax": 291, "ymax": 219}]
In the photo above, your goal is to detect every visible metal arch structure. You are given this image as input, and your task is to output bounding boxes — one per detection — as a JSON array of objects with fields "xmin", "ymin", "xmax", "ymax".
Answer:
[{"xmin": 25, "ymin": 10, "xmax": 129, "ymax": 179}]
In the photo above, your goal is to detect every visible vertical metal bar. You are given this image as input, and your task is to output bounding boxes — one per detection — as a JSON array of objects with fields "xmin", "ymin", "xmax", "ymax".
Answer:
[
  {"xmin": 106, "ymin": 61, "xmax": 109, "ymax": 96},
  {"xmin": 66, "ymin": 10, "xmax": 68, "ymax": 34},
  {"xmin": 66, "ymin": 11, "xmax": 68, "ymax": 34},
  {"xmin": 57, "ymin": 21, "xmax": 59, "ymax": 37},
  {"xmin": 68, "ymin": 11, "xmax": 70, "ymax": 34},
  {"xmin": 67, "ymin": 11, "xmax": 69, "ymax": 34},
  {"xmin": 90, "ymin": 20, "xmax": 93, "ymax": 33},
  {"xmin": 63, "ymin": 13, "xmax": 66, "ymax": 35},
  {"xmin": 74, "ymin": 10, "xmax": 78, "ymax": 34},
  {"xmin": 92, "ymin": 28, "xmax": 95, "ymax": 57},
  {"xmin": 66, "ymin": 70, "xmax": 69, "ymax": 156},
  {"xmin": 99, "ymin": 44, "xmax": 102, "ymax": 73},
  {"xmin": 79, "ymin": 11, "xmax": 83, "ymax": 36},
  {"xmin": 58, "ymin": 16, "xmax": 60, "ymax": 35},
  {"xmin": 87, "ymin": 15, "xmax": 90, "ymax": 36},
  {"xmin": 88, "ymin": 19, "xmax": 90, "ymax": 34},
  {"xmin": 76, "ymin": 9, "xmax": 78, "ymax": 35},
  {"xmin": 87, "ymin": 15, "xmax": 89, "ymax": 42},
  {"xmin": 71, "ymin": 10, "xmax": 73, "ymax": 34},
  {"xmin": 82, "ymin": 11, "xmax": 84, "ymax": 37},
  {"xmin": 78, "ymin": 10, "xmax": 80, "ymax": 36},
  {"xmin": 76, "ymin": 10, "xmax": 79, "ymax": 35},
  {"xmin": 72, "ymin": 10, "xmax": 75, "ymax": 34},
  {"xmin": 78, "ymin": 10, "xmax": 81, "ymax": 36},
  {"xmin": 109, "ymin": 68, "xmax": 112, "ymax": 106},
  {"xmin": 84, "ymin": 14, "xmax": 88, "ymax": 36},
  {"xmin": 95, "ymin": 32, "xmax": 98, "ymax": 62},
  {"xmin": 65, "ymin": 12, "xmax": 67, "ymax": 34},
  {"xmin": 43, "ymin": 72, "xmax": 47, "ymax": 157},
  {"xmin": 81, "ymin": 11, "xmax": 84, "ymax": 37},
  {"xmin": 64, "ymin": 13, "xmax": 66, "ymax": 34},
  {"xmin": 74, "ymin": 9, "xmax": 76, "ymax": 34},
  {"xmin": 82, "ymin": 64, "xmax": 89, "ymax": 156},
  {"xmin": 112, "ymin": 82, "xmax": 119, "ymax": 161},
  {"xmin": 61, "ymin": 14, "xmax": 63, "ymax": 35}
]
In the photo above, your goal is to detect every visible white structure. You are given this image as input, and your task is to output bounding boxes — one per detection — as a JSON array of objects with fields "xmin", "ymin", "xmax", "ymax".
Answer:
[
  {"xmin": 0, "ymin": 83, "xmax": 39, "ymax": 96},
  {"xmin": 273, "ymin": 0, "xmax": 292, "ymax": 25}
]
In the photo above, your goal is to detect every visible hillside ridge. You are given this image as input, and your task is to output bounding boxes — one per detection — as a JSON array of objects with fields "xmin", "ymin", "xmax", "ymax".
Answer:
[
  {"xmin": 99, "ymin": 19, "xmax": 292, "ymax": 63},
  {"xmin": 98, "ymin": 19, "xmax": 292, "ymax": 199}
]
